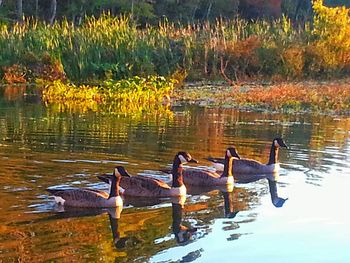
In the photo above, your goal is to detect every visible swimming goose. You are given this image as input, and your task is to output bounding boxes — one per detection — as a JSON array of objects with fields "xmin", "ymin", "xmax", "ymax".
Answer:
[
  {"xmin": 98, "ymin": 152, "xmax": 198, "ymax": 197},
  {"xmin": 181, "ymin": 147, "xmax": 240, "ymax": 186},
  {"xmin": 46, "ymin": 171, "xmax": 123, "ymax": 208},
  {"xmin": 208, "ymin": 137, "xmax": 288, "ymax": 174}
]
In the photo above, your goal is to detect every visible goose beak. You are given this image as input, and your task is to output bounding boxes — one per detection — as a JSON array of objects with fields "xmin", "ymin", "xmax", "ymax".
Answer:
[
  {"xmin": 97, "ymin": 174, "xmax": 112, "ymax": 184},
  {"xmin": 188, "ymin": 158, "xmax": 198, "ymax": 164},
  {"xmin": 278, "ymin": 139, "xmax": 288, "ymax": 149}
]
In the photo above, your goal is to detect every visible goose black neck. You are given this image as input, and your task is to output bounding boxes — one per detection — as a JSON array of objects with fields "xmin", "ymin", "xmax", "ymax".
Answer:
[
  {"xmin": 172, "ymin": 158, "xmax": 184, "ymax": 187},
  {"xmin": 109, "ymin": 176, "xmax": 120, "ymax": 199},
  {"xmin": 221, "ymin": 156, "xmax": 233, "ymax": 177},
  {"xmin": 267, "ymin": 142, "xmax": 279, "ymax": 165}
]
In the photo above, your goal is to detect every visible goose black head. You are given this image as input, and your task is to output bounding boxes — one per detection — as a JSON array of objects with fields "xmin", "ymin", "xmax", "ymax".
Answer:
[
  {"xmin": 273, "ymin": 137, "xmax": 288, "ymax": 148},
  {"xmin": 97, "ymin": 174, "xmax": 111, "ymax": 184},
  {"xmin": 97, "ymin": 166, "xmax": 130, "ymax": 184},
  {"xmin": 176, "ymin": 151, "xmax": 198, "ymax": 164},
  {"xmin": 225, "ymin": 147, "xmax": 241, "ymax": 159},
  {"xmin": 114, "ymin": 166, "xmax": 131, "ymax": 177}
]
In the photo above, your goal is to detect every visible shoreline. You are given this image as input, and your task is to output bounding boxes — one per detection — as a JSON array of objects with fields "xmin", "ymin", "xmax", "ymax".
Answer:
[
  {"xmin": 173, "ymin": 79, "xmax": 350, "ymax": 115},
  {"xmin": 1, "ymin": 79, "xmax": 350, "ymax": 116}
]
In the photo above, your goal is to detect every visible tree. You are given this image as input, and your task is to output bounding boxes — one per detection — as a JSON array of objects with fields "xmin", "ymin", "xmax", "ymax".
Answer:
[
  {"xmin": 35, "ymin": 0, "xmax": 39, "ymax": 18},
  {"xmin": 16, "ymin": 0, "xmax": 22, "ymax": 22},
  {"xmin": 239, "ymin": 0, "xmax": 282, "ymax": 19},
  {"xmin": 49, "ymin": 0, "xmax": 57, "ymax": 25}
]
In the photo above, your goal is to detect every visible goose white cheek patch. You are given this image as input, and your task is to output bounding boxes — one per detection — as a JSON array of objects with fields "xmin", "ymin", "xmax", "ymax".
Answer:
[
  {"xmin": 274, "ymin": 140, "xmax": 279, "ymax": 147},
  {"xmin": 115, "ymin": 169, "xmax": 121, "ymax": 177},
  {"xmin": 54, "ymin": 196, "xmax": 65, "ymax": 205},
  {"xmin": 226, "ymin": 149, "xmax": 232, "ymax": 157},
  {"xmin": 178, "ymin": 155, "xmax": 188, "ymax": 164}
]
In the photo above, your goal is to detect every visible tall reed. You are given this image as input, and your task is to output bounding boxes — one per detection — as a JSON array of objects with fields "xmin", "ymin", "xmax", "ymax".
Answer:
[{"xmin": 0, "ymin": 1, "xmax": 349, "ymax": 82}]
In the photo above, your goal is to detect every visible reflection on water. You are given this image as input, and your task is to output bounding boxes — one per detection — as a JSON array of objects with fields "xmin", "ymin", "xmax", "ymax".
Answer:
[
  {"xmin": 0, "ymin": 89, "xmax": 350, "ymax": 262},
  {"xmin": 267, "ymin": 177, "xmax": 288, "ymax": 208}
]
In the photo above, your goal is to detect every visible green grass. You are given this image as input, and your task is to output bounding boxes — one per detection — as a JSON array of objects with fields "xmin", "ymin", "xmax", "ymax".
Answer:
[
  {"xmin": 41, "ymin": 76, "xmax": 175, "ymax": 115},
  {"xmin": 0, "ymin": 1, "xmax": 349, "ymax": 83}
]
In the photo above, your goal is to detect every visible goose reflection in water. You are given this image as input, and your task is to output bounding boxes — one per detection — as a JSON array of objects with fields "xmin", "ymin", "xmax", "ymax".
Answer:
[
  {"xmin": 221, "ymin": 190, "xmax": 240, "ymax": 219},
  {"xmin": 42, "ymin": 205, "xmax": 134, "ymax": 250},
  {"xmin": 115, "ymin": 195, "xmax": 199, "ymax": 245},
  {"xmin": 171, "ymin": 196, "xmax": 198, "ymax": 245},
  {"xmin": 267, "ymin": 177, "xmax": 288, "ymax": 208},
  {"xmin": 233, "ymin": 172, "xmax": 288, "ymax": 208}
]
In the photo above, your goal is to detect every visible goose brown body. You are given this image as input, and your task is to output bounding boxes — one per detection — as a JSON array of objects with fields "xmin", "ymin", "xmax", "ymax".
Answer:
[
  {"xmin": 120, "ymin": 175, "xmax": 174, "ymax": 197},
  {"xmin": 180, "ymin": 147, "xmax": 239, "ymax": 186},
  {"xmin": 100, "ymin": 152, "xmax": 198, "ymax": 197},
  {"xmin": 182, "ymin": 169, "xmax": 224, "ymax": 185},
  {"xmin": 47, "ymin": 188, "xmax": 112, "ymax": 207},
  {"xmin": 47, "ymin": 171, "xmax": 123, "ymax": 208}
]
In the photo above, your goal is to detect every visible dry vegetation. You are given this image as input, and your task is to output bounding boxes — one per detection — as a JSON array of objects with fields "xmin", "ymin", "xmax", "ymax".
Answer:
[
  {"xmin": 174, "ymin": 80, "xmax": 350, "ymax": 114},
  {"xmin": 0, "ymin": 0, "xmax": 349, "ymax": 114}
]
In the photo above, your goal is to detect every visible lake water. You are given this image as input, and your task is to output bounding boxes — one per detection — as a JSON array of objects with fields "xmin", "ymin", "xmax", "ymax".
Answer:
[{"xmin": 0, "ymin": 88, "xmax": 349, "ymax": 262}]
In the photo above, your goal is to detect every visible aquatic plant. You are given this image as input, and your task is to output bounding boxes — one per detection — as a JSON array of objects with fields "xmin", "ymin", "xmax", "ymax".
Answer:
[
  {"xmin": 174, "ymin": 81, "xmax": 350, "ymax": 114},
  {"xmin": 41, "ymin": 76, "xmax": 175, "ymax": 116},
  {"xmin": 232, "ymin": 83, "xmax": 350, "ymax": 113}
]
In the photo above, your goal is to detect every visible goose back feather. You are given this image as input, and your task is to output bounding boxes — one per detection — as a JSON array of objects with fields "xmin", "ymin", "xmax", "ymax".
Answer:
[
  {"xmin": 210, "ymin": 138, "xmax": 288, "ymax": 174},
  {"xmin": 182, "ymin": 147, "xmax": 238, "ymax": 186},
  {"xmin": 104, "ymin": 152, "xmax": 197, "ymax": 197},
  {"xmin": 47, "ymin": 171, "xmax": 123, "ymax": 208}
]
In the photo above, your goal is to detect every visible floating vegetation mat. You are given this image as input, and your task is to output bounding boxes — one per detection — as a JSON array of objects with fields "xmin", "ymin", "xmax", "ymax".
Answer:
[{"xmin": 41, "ymin": 76, "xmax": 175, "ymax": 117}]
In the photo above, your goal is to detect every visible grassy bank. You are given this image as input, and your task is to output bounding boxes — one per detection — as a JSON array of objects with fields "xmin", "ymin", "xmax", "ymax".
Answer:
[
  {"xmin": 0, "ymin": 0, "xmax": 349, "ymax": 114},
  {"xmin": 0, "ymin": 0, "xmax": 349, "ymax": 83}
]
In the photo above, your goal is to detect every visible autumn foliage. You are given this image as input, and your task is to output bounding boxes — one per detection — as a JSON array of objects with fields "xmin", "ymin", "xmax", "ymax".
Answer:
[
  {"xmin": 0, "ymin": 1, "xmax": 350, "ymax": 84},
  {"xmin": 232, "ymin": 83, "xmax": 350, "ymax": 113}
]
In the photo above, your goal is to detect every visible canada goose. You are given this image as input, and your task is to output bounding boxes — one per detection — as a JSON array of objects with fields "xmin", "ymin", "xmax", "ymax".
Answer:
[
  {"xmin": 160, "ymin": 147, "xmax": 240, "ymax": 186},
  {"xmin": 208, "ymin": 137, "xmax": 288, "ymax": 174},
  {"xmin": 46, "ymin": 171, "xmax": 123, "ymax": 208},
  {"xmin": 182, "ymin": 147, "xmax": 239, "ymax": 186},
  {"xmin": 98, "ymin": 152, "xmax": 198, "ymax": 197}
]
